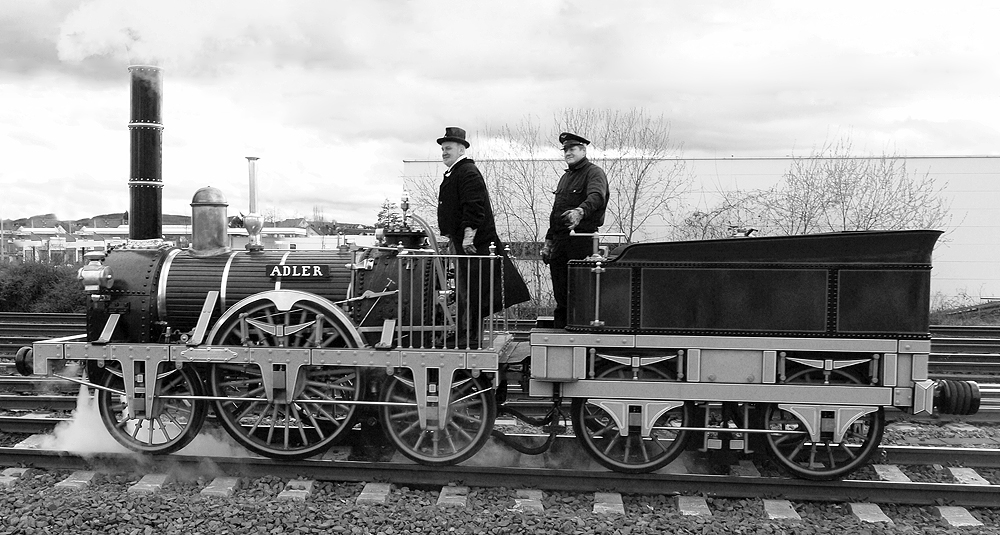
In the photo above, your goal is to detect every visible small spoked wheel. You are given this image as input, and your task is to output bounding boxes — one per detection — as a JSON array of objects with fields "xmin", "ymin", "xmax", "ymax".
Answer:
[
  {"xmin": 571, "ymin": 398, "xmax": 691, "ymax": 473},
  {"xmin": 207, "ymin": 291, "xmax": 364, "ymax": 459},
  {"xmin": 380, "ymin": 369, "xmax": 496, "ymax": 465},
  {"xmin": 762, "ymin": 403, "xmax": 884, "ymax": 480},
  {"xmin": 765, "ymin": 365, "xmax": 884, "ymax": 479},
  {"xmin": 97, "ymin": 362, "xmax": 208, "ymax": 454},
  {"xmin": 571, "ymin": 360, "xmax": 690, "ymax": 473}
]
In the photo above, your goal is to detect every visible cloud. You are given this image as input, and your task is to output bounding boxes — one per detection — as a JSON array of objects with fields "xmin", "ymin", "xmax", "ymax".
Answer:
[{"xmin": 2, "ymin": 0, "xmax": 1000, "ymax": 225}]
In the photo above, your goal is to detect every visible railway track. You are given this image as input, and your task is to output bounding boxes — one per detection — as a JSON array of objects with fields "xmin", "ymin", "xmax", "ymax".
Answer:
[
  {"xmin": 0, "ymin": 312, "xmax": 86, "ymax": 356},
  {"xmin": 1, "ymin": 436, "xmax": 999, "ymax": 510}
]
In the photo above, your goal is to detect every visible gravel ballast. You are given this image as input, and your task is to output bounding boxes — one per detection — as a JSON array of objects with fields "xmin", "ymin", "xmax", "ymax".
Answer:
[{"xmin": 1, "ymin": 470, "xmax": 998, "ymax": 535}]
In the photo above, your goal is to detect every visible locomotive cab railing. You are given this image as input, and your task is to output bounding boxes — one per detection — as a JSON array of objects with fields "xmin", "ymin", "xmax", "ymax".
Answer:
[
  {"xmin": 568, "ymin": 229, "xmax": 629, "ymax": 259},
  {"xmin": 390, "ymin": 249, "xmax": 514, "ymax": 352}
]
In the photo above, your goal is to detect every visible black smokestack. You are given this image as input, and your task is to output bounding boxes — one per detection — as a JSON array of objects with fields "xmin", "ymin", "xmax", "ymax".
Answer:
[{"xmin": 128, "ymin": 65, "xmax": 163, "ymax": 241}]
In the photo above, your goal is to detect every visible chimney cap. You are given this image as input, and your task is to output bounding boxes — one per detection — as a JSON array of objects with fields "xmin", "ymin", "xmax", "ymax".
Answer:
[{"xmin": 191, "ymin": 186, "xmax": 228, "ymax": 207}]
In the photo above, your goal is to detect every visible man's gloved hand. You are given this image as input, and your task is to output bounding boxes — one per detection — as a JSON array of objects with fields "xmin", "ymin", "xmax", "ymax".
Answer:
[
  {"xmin": 540, "ymin": 239, "xmax": 553, "ymax": 264},
  {"xmin": 462, "ymin": 227, "xmax": 477, "ymax": 254},
  {"xmin": 561, "ymin": 207, "xmax": 584, "ymax": 230}
]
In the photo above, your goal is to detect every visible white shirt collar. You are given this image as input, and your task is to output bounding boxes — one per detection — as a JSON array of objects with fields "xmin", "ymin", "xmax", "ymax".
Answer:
[{"xmin": 444, "ymin": 155, "xmax": 467, "ymax": 177}]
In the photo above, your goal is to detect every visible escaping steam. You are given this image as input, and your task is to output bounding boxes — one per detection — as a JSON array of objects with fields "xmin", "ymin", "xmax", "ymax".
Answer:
[{"xmin": 38, "ymin": 385, "xmax": 253, "ymax": 458}]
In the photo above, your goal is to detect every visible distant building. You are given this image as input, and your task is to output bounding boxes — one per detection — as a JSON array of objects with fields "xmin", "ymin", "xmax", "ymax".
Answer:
[{"xmin": 6, "ymin": 214, "xmax": 378, "ymax": 264}]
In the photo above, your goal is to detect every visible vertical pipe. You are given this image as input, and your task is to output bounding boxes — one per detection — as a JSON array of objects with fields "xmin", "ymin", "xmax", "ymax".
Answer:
[
  {"xmin": 243, "ymin": 157, "xmax": 264, "ymax": 251},
  {"xmin": 128, "ymin": 65, "xmax": 163, "ymax": 241},
  {"xmin": 247, "ymin": 157, "xmax": 259, "ymax": 214}
]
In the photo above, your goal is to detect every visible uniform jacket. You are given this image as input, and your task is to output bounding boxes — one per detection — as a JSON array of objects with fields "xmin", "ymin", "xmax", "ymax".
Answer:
[{"xmin": 545, "ymin": 157, "xmax": 609, "ymax": 241}]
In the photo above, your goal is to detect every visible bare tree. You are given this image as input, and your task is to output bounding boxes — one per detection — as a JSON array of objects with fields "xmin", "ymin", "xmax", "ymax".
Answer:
[
  {"xmin": 261, "ymin": 207, "xmax": 283, "ymax": 226},
  {"xmin": 672, "ymin": 191, "xmax": 763, "ymax": 240},
  {"xmin": 473, "ymin": 118, "xmax": 562, "ymax": 313},
  {"xmin": 476, "ymin": 117, "xmax": 556, "ymax": 246},
  {"xmin": 555, "ymin": 108, "xmax": 690, "ymax": 242},
  {"xmin": 683, "ymin": 136, "xmax": 951, "ymax": 238}
]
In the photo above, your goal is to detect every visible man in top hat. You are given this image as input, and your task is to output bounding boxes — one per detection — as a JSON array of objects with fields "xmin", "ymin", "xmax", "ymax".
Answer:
[
  {"xmin": 541, "ymin": 132, "xmax": 610, "ymax": 328},
  {"xmin": 436, "ymin": 126, "xmax": 530, "ymax": 348}
]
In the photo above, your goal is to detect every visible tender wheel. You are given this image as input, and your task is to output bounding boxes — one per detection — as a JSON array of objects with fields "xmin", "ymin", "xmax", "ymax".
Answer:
[
  {"xmin": 208, "ymin": 292, "xmax": 364, "ymax": 459},
  {"xmin": 97, "ymin": 362, "xmax": 207, "ymax": 454},
  {"xmin": 571, "ymin": 359, "xmax": 690, "ymax": 473},
  {"xmin": 763, "ymin": 404, "xmax": 884, "ymax": 480},
  {"xmin": 764, "ymin": 364, "xmax": 884, "ymax": 479},
  {"xmin": 571, "ymin": 398, "xmax": 691, "ymax": 473},
  {"xmin": 380, "ymin": 369, "xmax": 495, "ymax": 465}
]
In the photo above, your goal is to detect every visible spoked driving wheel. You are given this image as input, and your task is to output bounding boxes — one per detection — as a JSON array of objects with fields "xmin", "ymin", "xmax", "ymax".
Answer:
[
  {"xmin": 97, "ymin": 362, "xmax": 208, "ymax": 454},
  {"xmin": 380, "ymin": 369, "xmax": 496, "ymax": 465},
  {"xmin": 571, "ymin": 359, "xmax": 690, "ymax": 473},
  {"xmin": 764, "ymin": 366, "xmax": 883, "ymax": 479},
  {"xmin": 207, "ymin": 291, "xmax": 364, "ymax": 459}
]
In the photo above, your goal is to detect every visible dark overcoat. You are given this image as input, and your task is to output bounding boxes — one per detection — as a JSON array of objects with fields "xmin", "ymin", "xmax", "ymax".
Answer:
[{"xmin": 437, "ymin": 158, "xmax": 531, "ymax": 313}]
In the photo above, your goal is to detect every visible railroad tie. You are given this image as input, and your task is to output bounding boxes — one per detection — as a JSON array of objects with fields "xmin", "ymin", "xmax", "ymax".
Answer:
[
  {"xmin": 436, "ymin": 485, "xmax": 468, "ymax": 507},
  {"xmin": 0, "ymin": 467, "xmax": 30, "ymax": 488},
  {"xmin": 55, "ymin": 471, "xmax": 97, "ymax": 490},
  {"xmin": 934, "ymin": 506, "xmax": 984, "ymax": 528},
  {"xmin": 593, "ymin": 492, "xmax": 624, "ymax": 515},
  {"xmin": 849, "ymin": 503, "xmax": 893, "ymax": 524},
  {"xmin": 676, "ymin": 495, "xmax": 712, "ymax": 516},
  {"xmin": 127, "ymin": 473, "xmax": 172, "ymax": 495},
  {"xmin": 948, "ymin": 467, "xmax": 991, "ymax": 485},
  {"xmin": 513, "ymin": 489, "xmax": 544, "ymax": 513},
  {"xmin": 277, "ymin": 479, "xmax": 315, "ymax": 501},
  {"xmin": 762, "ymin": 499, "xmax": 801, "ymax": 521},
  {"xmin": 356, "ymin": 482, "xmax": 392, "ymax": 505},
  {"xmin": 201, "ymin": 477, "xmax": 241, "ymax": 497}
]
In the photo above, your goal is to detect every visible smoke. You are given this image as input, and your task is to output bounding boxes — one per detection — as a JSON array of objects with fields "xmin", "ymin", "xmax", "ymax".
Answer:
[
  {"xmin": 54, "ymin": 0, "xmax": 343, "ymax": 73},
  {"xmin": 39, "ymin": 384, "xmax": 130, "ymax": 454},
  {"xmin": 37, "ymin": 384, "xmax": 253, "ymax": 458}
]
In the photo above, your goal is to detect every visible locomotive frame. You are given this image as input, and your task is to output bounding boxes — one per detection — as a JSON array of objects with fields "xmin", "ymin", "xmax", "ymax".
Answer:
[{"xmin": 17, "ymin": 222, "xmax": 981, "ymax": 480}]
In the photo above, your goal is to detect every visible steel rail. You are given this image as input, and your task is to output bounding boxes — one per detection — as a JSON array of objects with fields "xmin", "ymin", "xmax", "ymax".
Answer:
[
  {"xmin": 879, "ymin": 444, "xmax": 1000, "ymax": 467},
  {"xmin": 0, "ymin": 394, "xmax": 78, "ymax": 411},
  {"xmin": 0, "ymin": 415, "xmax": 68, "ymax": 433},
  {"xmin": 0, "ymin": 446, "xmax": 996, "ymax": 507}
]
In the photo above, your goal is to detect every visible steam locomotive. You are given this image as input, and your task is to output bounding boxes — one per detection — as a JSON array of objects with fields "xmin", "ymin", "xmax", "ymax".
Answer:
[{"xmin": 15, "ymin": 66, "xmax": 980, "ymax": 480}]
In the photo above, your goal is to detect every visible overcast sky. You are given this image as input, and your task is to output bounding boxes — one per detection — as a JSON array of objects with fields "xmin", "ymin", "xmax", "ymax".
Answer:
[{"xmin": 1, "ymin": 0, "xmax": 999, "ymax": 225}]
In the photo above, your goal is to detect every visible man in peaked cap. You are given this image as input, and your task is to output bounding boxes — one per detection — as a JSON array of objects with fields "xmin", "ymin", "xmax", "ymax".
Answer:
[
  {"xmin": 541, "ymin": 132, "xmax": 610, "ymax": 329},
  {"xmin": 436, "ymin": 127, "xmax": 530, "ymax": 348}
]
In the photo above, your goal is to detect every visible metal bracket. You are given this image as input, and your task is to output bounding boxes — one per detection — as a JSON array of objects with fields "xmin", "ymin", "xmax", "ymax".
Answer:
[
  {"xmin": 376, "ymin": 319, "xmax": 397, "ymax": 349},
  {"xmin": 187, "ymin": 290, "xmax": 220, "ymax": 346},
  {"xmin": 94, "ymin": 313, "xmax": 121, "ymax": 345}
]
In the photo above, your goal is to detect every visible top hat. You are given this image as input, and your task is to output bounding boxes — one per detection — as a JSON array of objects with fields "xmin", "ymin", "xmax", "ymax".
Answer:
[
  {"xmin": 437, "ymin": 127, "xmax": 470, "ymax": 148},
  {"xmin": 559, "ymin": 132, "xmax": 590, "ymax": 149}
]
